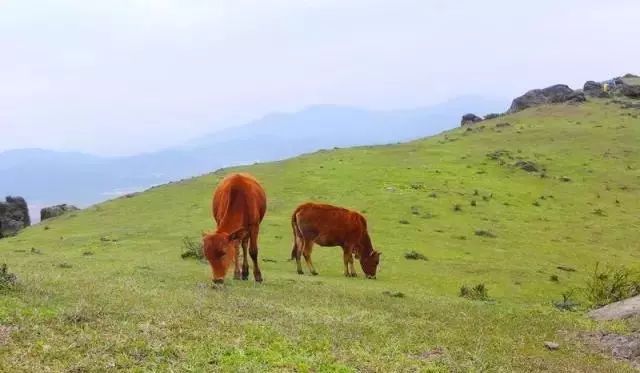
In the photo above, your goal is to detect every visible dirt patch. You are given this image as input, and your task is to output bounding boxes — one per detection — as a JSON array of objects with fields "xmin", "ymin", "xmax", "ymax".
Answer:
[
  {"xmin": 0, "ymin": 325, "xmax": 13, "ymax": 346},
  {"xmin": 581, "ymin": 331, "xmax": 640, "ymax": 369}
]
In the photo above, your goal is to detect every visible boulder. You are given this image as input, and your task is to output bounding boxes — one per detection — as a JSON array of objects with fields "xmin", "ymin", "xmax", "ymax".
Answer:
[
  {"xmin": 508, "ymin": 84, "xmax": 586, "ymax": 113},
  {"xmin": 583, "ymin": 81, "xmax": 608, "ymax": 98},
  {"xmin": 0, "ymin": 196, "xmax": 31, "ymax": 238},
  {"xmin": 40, "ymin": 204, "xmax": 79, "ymax": 221},
  {"xmin": 588, "ymin": 295, "xmax": 640, "ymax": 321},
  {"xmin": 620, "ymin": 84, "xmax": 640, "ymax": 99},
  {"xmin": 460, "ymin": 113, "xmax": 483, "ymax": 126}
]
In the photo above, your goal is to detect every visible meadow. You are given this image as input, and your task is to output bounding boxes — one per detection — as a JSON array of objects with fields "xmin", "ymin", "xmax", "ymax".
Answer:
[{"xmin": 1, "ymin": 100, "xmax": 639, "ymax": 371}]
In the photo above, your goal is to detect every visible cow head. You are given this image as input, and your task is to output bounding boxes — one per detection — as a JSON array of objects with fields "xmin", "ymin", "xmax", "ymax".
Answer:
[
  {"xmin": 202, "ymin": 229, "xmax": 243, "ymax": 283},
  {"xmin": 359, "ymin": 250, "xmax": 381, "ymax": 279}
]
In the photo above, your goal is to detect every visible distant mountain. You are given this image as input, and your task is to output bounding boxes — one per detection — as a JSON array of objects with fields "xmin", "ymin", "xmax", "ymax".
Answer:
[{"xmin": 0, "ymin": 96, "xmax": 507, "ymax": 220}]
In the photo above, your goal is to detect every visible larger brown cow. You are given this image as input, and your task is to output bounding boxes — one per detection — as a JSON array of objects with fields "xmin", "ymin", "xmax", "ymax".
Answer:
[
  {"xmin": 202, "ymin": 173, "xmax": 266, "ymax": 284},
  {"xmin": 290, "ymin": 203, "xmax": 381, "ymax": 279}
]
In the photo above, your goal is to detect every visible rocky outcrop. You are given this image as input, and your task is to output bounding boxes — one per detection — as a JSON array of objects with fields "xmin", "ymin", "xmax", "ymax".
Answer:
[
  {"xmin": 460, "ymin": 113, "xmax": 483, "ymax": 126},
  {"xmin": 507, "ymin": 84, "xmax": 586, "ymax": 113},
  {"xmin": 0, "ymin": 196, "xmax": 30, "ymax": 238},
  {"xmin": 589, "ymin": 295, "xmax": 640, "ymax": 321},
  {"xmin": 40, "ymin": 204, "xmax": 79, "ymax": 221},
  {"xmin": 583, "ymin": 81, "xmax": 608, "ymax": 98},
  {"xmin": 620, "ymin": 84, "xmax": 640, "ymax": 99}
]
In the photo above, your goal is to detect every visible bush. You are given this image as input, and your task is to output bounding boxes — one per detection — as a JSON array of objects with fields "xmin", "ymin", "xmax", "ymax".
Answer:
[
  {"xmin": 0, "ymin": 264, "xmax": 18, "ymax": 289},
  {"xmin": 404, "ymin": 251, "xmax": 428, "ymax": 261},
  {"xmin": 553, "ymin": 290, "xmax": 578, "ymax": 311},
  {"xmin": 585, "ymin": 263, "xmax": 640, "ymax": 308},
  {"xmin": 460, "ymin": 283, "xmax": 490, "ymax": 301},
  {"xmin": 181, "ymin": 236, "xmax": 204, "ymax": 260}
]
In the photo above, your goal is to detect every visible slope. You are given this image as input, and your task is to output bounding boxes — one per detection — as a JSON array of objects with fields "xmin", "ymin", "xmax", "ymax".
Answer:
[{"xmin": 0, "ymin": 100, "xmax": 639, "ymax": 371}]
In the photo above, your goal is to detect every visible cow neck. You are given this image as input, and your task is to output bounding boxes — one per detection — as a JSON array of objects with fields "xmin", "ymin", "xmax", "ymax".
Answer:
[
  {"xmin": 216, "ymin": 191, "xmax": 246, "ymax": 235},
  {"xmin": 357, "ymin": 232, "xmax": 374, "ymax": 257}
]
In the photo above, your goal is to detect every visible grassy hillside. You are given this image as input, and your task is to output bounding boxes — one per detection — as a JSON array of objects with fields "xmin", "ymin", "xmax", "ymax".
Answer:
[{"xmin": 1, "ymin": 100, "xmax": 639, "ymax": 371}]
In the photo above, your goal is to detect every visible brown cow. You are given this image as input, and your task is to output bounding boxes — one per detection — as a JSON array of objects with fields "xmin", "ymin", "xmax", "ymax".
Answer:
[
  {"xmin": 290, "ymin": 202, "xmax": 381, "ymax": 279},
  {"xmin": 202, "ymin": 173, "xmax": 266, "ymax": 284}
]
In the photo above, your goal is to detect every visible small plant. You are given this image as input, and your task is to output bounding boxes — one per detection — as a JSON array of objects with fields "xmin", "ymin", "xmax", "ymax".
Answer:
[
  {"xmin": 404, "ymin": 251, "xmax": 428, "ymax": 261},
  {"xmin": 82, "ymin": 251, "xmax": 94, "ymax": 256},
  {"xmin": 593, "ymin": 208, "xmax": 606, "ymax": 216},
  {"xmin": 383, "ymin": 291, "xmax": 406, "ymax": 298},
  {"xmin": 180, "ymin": 236, "xmax": 204, "ymax": 260},
  {"xmin": 30, "ymin": 247, "xmax": 42, "ymax": 255},
  {"xmin": 550, "ymin": 275, "xmax": 559, "ymax": 283},
  {"xmin": 553, "ymin": 290, "xmax": 578, "ymax": 311},
  {"xmin": 460, "ymin": 283, "xmax": 490, "ymax": 301},
  {"xmin": 475, "ymin": 230, "xmax": 496, "ymax": 238},
  {"xmin": 410, "ymin": 206, "xmax": 421, "ymax": 215},
  {"xmin": 532, "ymin": 200, "xmax": 541, "ymax": 207},
  {"xmin": 585, "ymin": 263, "xmax": 640, "ymax": 308},
  {"xmin": 399, "ymin": 219, "xmax": 410, "ymax": 225},
  {"xmin": 57, "ymin": 263, "xmax": 73, "ymax": 269},
  {"xmin": 0, "ymin": 263, "xmax": 18, "ymax": 289},
  {"xmin": 453, "ymin": 204, "xmax": 462, "ymax": 212},
  {"xmin": 470, "ymin": 200, "xmax": 477, "ymax": 207}
]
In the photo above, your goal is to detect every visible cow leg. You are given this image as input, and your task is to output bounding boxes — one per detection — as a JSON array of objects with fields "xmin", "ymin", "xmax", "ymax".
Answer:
[
  {"xmin": 295, "ymin": 236, "xmax": 304, "ymax": 275},
  {"xmin": 302, "ymin": 239, "xmax": 318, "ymax": 276},
  {"xmin": 233, "ymin": 242, "xmax": 242, "ymax": 280},
  {"xmin": 348, "ymin": 249, "xmax": 357, "ymax": 277},
  {"xmin": 241, "ymin": 237, "xmax": 250, "ymax": 280},
  {"xmin": 249, "ymin": 228, "xmax": 263, "ymax": 283},
  {"xmin": 342, "ymin": 247, "xmax": 351, "ymax": 277}
]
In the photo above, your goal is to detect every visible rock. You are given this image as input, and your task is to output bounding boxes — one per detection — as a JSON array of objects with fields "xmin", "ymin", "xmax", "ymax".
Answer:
[
  {"xmin": 544, "ymin": 341, "xmax": 560, "ymax": 351},
  {"xmin": 620, "ymin": 84, "xmax": 640, "ymax": 99},
  {"xmin": 0, "ymin": 196, "xmax": 31, "ymax": 238},
  {"xmin": 508, "ymin": 84, "xmax": 586, "ymax": 113},
  {"xmin": 40, "ymin": 204, "xmax": 80, "ymax": 221},
  {"xmin": 623, "ymin": 73, "xmax": 639, "ymax": 79},
  {"xmin": 460, "ymin": 113, "xmax": 483, "ymax": 126},
  {"xmin": 583, "ymin": 81, "xmax": 608, "ymax": 98},
  {"xmin": 588, "ymin": 295, "xmax": 640, "ymax": 321}
]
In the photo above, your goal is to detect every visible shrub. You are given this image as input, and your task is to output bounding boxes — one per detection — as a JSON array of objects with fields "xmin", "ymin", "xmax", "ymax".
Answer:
[
  {"xmin": 475, "ymin": 230, "xmax": 496, "ymax": 238},
  {"xmin": 0, "ymin": 264, "xmax": 18, "ymax": 289},
  {"xmin": 553, "ymin": 290, "xmax": 578, "ymax": 311},
  {"xmin": 404, "ymin": 251, "xmax": 428, "ymax": 261},
  {"xmin": 585, "ymin": 264, "xmax": 640, "ymax": 308},
  {"xmin": 460, "ymin": 283, "xmax": 490, "ymax": 301},
  {"xmin": 181, "ymin": 236, "xmax": 204, "ymax": 260}
]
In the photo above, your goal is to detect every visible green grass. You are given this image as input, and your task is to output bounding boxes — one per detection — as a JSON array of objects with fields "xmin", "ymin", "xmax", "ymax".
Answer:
[{"xmin": 1, "ymin": 101, "xmax": 639, "ymax": 371}]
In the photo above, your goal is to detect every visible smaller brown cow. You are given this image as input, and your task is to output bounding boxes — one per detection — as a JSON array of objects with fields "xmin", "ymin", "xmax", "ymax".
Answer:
[
  {"xmin": 202, "ymin": 173, "xmax": 266, "ymax": 284},
  {"xmin": 290, "ymin": 203, "xmax": 381, "ymax": 279}
]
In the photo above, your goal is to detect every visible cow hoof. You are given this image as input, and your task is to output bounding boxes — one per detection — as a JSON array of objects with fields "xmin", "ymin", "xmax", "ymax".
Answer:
[
  {"xmin": 212, "ymin": 279, "xmax": 224, "ymax": 285},
  {"xmin": 311, "ymin": 271, "xmax": 319, "ymax": 276},
  {"xmin": 255, "ymin": 276, "xmax": 263, "ymax": 283},
  {"xmin": 350, "ymin": 273, "xmax": 358, "ymax": 278},
  {"xmin": 234, "ymin": 274, "xmax": 242, "ymax": 280},
  {"xmin": 297, "ymin": 270, "xmax": 304, "ymax": 275}
]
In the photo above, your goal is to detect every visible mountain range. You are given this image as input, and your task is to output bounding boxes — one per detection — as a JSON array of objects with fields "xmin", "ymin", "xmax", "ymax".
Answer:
[{"xmin": 0, "ymin": 95, "xmax": 506, "ymax": 220}]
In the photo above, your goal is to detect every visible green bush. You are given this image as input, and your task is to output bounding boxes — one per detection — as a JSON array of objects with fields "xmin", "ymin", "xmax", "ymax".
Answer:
[
  {"xmin": 460, "ymin": 283, "xmax": 490, "ymax": 301},
  {"xmin": 180, "ymin": 236, "xmax": 204, "ymax": 260},
  {"xmin": 585, "ymin": 263, "xmax": 640, "ymax": 308}
]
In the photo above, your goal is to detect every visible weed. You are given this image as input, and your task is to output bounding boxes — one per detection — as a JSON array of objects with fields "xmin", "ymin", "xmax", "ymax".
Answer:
[
  {"xmin": 383, "ymin": 291, "xmax": 406, "ymax": 298},
  {"xmin": 57, "ymin": 263, "xmax": 73, "ymax": 269},
  {"xmin": 550, "ymin": 275, "xmax": 559, "ymax": 283},
  {"xmin": 475, "ymin": 230, "xmax": 496, "ymax": 238},
  {"xmin": 180, "ymin": 236, "xmax": 204, "ymax": 260},
  {"xmin": 553, "ymin": 291, "xmax": 578, "ymax": 311},
  {"xmin": 453, "ymin": 204, "xmax": 462, "ymax": 212},
  {"xmin": 404, "ymin": 251, "xmax": 428, "ymax": 261},
  {"xmin": 585, "ymin": 263, "xmax": 640, "ymax": 308},
  {"xmin": 460, "ymin": 283, "xmax": 490, "ymax": 301},
  {"xmin": 399, "ymin": 219, "xmax": 410, "ymax": 225},
  {"xmin": 0, "ymin": 264, "xmax": 18, "ymax": 289}
]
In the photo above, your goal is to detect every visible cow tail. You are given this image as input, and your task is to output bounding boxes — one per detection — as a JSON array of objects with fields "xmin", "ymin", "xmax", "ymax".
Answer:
[{"xmin": 290, "ymin": 211, "xmax": 299, "ymax": 260}]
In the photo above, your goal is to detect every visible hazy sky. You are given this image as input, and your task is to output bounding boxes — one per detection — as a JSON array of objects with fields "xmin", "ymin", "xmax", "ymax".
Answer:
[{"xmin": 1, "ymin": 0, "xmax": 639, "ymax": 156}]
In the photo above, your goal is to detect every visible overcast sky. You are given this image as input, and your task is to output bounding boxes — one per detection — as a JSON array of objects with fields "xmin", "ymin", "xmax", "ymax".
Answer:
[{"xmin": 1, "ymin": 0, "xmax": 638, "ymax": 156}]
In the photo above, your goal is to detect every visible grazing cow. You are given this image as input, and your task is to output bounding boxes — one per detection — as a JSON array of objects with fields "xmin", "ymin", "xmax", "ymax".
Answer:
[
  {"xmin": 290, "ymin": 203, "xmax": 381, "ymax": 279},
  {"xmin": 202, "ymin": 173, "xmax": 266, "ymax": 284}
]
